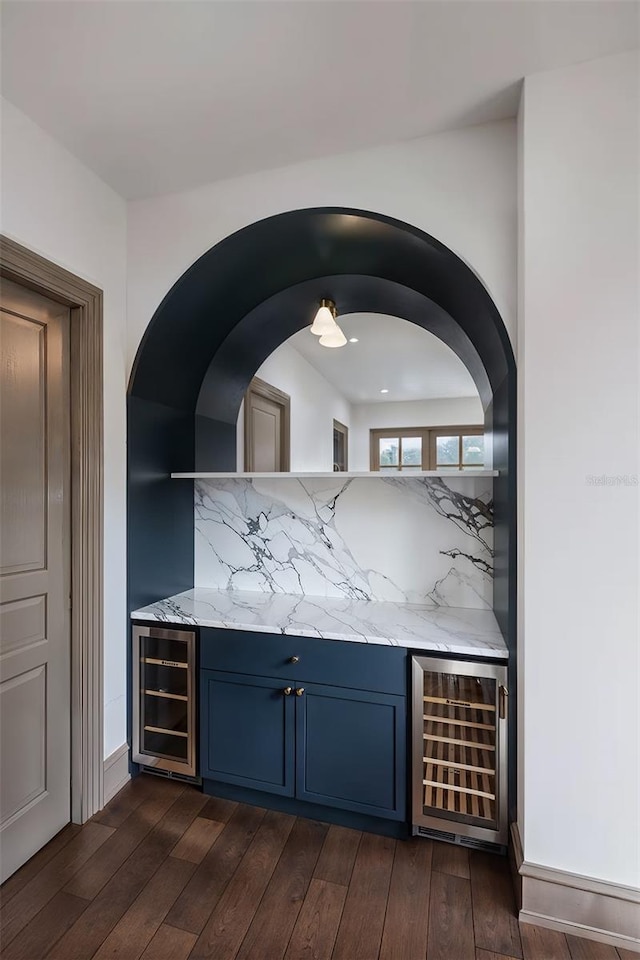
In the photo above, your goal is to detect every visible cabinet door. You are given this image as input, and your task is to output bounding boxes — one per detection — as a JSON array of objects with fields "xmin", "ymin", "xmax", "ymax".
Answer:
[
  {"xmin": 295, "ymin": 683, "xmax": 406, "ymax": 820},
  {"xmin": 201, "ymin": 670, "xmax": 294, "ymax": 796}
]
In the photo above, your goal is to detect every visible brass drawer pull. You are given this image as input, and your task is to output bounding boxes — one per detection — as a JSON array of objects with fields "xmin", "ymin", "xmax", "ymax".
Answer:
[
  {"xmin": 289, "ymin": 656, "xmax": 300, "ymax": 664},
  {"xmin": 295, "ymin": 688, "xmax": 305, "ymax": 697},
  {"xmin": 283, "ymin": 687, "xmax": 292, "ymax": 696}
]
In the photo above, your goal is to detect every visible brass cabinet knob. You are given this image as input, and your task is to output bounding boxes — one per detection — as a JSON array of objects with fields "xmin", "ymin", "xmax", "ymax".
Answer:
[
  {"xmin": 289, "ymin": 656, "xmax": 300, "ymax": 664},
  {"xmin": 283, "ymin": 687, "xmax": 292, "ymax": 696},
  {"xmin": 295, "ymin": 687, "xmax": 305, "ymax": 697}
]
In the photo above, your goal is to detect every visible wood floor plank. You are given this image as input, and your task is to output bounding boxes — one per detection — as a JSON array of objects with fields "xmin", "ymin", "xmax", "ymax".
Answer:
[
  {"xmin": 165, "ymin": 803, "xmax": 267, "ymax": 935},
  {"xmin": 380, "ymin": 837, "xmax": 433, "ymax": 960},
  {"xmin": 91, "ymin": 773, "xmax": 160, "ymax": 829},
  {"xmin": 313, "ymin": 824, "xmax": 362, "ymax": 887},
  {"xmin": 64, "ymin": 780, "xmax": 191, "ymax": 899},
  {"xmin": 1, "ymin": 775, "xmax": 620, "ymax": 960},
  {"xmin": 1, "ymin": 891, "xmax": 88, "ymax": 960},
  {"xmin": 432, "ymin": 840, "xmax": 470, "ymax": 879},
  {"xmin": 332, "ymin": 832, "xmax": 396, "ymax": 960},
  {"xmin": 284, "ymin": 878, "xmax": 347, "ymax": 960},
  {"xmin": 469, "ymin": 850, "xmax": 522, "ymax": 958},
  {"xmin": 520, "ymin": 922, "xmax": 572, "ymax": 959},
  {"xmin": 91, "ymin": 855, "xmax": 196, "ymax": 960},
  {"xmin": 189, "ymin": 808, "xmax": 296, "ymax": 960},
  {"xmin": 170, "ymin": 816, "xmax": 225, "ymax": 864},
  {"xmin": 199, "ymin": 796, "xmax": 238, "ymax": 824},
  {"xmin": 0, "ymin": 824, "xmax": 81, "ymax": 906},
  {"xmin": 47, "ymin": 788, "xmax": 208, "ymax": 960},
  {"xmin": 617, "ymin": 949, "xmax": 640, "ymax": 960},
  {"xmin": 0, "ymin": 821, "xmax": 114, "ymax": 947},
  {"xmin": 477, "ymin": 950, "xmax": 521, "ymax": 960},
  {"xmin": 427, "ymin": 870, "xmax": 475, "ymax": 960},
  {"xmin": 566, "ymin": 935, "xmax": 621, "ymax": 959},
  {"xmin": 236, "ymin": 817, "xmax": 328, "ymax": 960},
  {"xmin": 140, "ymin": 924, "xmax": 198, "ymax": 960}
]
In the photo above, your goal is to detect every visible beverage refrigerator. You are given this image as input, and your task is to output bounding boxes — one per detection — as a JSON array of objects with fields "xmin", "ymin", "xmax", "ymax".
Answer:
[
  {"xmin": 412, "ymin": 655, "xmax": 508, "ymax": 851},
  {"xmin": 132, "ymin": 625, "xmax": 198, "ymax": 780}
]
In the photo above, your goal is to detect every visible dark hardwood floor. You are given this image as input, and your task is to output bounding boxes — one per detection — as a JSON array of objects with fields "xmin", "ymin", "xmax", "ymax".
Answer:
[{"xmin": 0, "ymin": 775, "xmax": 628, "ymax": 960}]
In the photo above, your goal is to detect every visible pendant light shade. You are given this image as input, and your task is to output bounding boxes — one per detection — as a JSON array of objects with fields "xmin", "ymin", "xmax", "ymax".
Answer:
[
  {"xmin": 309, "ymin": 298, "xmax": 348, "ymax": 348},
  {"xmin": 310, "ymin": 299, "xmax": 337, "ymax": 336},
  {"xmin": 319, "ymin": 325, "xmax": 347, "ymax": 348}
]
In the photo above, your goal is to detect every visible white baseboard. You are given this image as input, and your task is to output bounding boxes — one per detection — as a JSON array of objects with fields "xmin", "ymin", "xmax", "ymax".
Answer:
[
  {"xmin": 103, "ymin": 743, "xmax": 130, "ymax": 806},
  {"xmin": 512, "ymin": 824, "xmax": 640, "ymax": 952},
  {"xmin": 519, "ymin": 909, "xmax": 640, "ymax": 953}
]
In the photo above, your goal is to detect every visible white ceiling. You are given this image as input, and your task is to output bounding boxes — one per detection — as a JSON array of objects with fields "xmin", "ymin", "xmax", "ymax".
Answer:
[
  {"xmin": 287, "ymin": 313, "xmax": 478, "ymax": 403},
  {"xmin": 1, "ymin": 1, "xmax": 636, "ymax": 199}
]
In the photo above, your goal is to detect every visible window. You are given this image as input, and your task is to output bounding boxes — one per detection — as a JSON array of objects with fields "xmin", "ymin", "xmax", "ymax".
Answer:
[{"xmin": 370, "ymin": 426, "xmax": 484, "ymax": 472}]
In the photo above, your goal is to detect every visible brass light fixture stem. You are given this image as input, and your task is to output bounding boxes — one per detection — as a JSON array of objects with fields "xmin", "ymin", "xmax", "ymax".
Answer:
[{"xmin": 319, "ymin": 298, "xmax": 337, "ymax": 318}]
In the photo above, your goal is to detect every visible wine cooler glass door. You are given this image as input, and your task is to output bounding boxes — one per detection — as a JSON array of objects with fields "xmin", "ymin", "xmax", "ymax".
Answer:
[
  {"xmin": 133, "ymin": 626, "xmax": 197, "ymax": 777},
  {"xmin": 413, "ymin": 657, "xmax": 507, "ymax": 843}
]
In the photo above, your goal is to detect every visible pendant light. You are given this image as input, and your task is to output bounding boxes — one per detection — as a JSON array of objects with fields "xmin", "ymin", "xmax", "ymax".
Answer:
[
  {"xmin": 309, "ymin": 298, "xmax": 348, "ymax": 348},
  {"xmin": 319, "ymin": 325, "xmax": 348, "ymax": 348},
  {"xmin": 310, "ymin": 299, "xmax": 338, "ymax": 336}
]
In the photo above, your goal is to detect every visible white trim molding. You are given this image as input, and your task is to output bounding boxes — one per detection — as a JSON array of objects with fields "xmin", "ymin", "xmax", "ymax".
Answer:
[
  {"xmin": 513, "ymin": 826, "xmax": 640, "ymax": 953},
  {"xmin": 103, "ymin": 743, "xmax": 130, "ymax": 806}
]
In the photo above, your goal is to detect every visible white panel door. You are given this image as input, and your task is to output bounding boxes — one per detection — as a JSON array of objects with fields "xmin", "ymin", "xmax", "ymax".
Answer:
[{"xmin": 0, "ymin": 278, "xmax": 70, "ymax": 881}]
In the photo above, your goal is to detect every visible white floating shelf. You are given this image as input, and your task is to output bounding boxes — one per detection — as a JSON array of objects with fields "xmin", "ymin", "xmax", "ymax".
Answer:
[{"xmin": 171, "ymin": 470, "xmax": 499, "ymax": 479}]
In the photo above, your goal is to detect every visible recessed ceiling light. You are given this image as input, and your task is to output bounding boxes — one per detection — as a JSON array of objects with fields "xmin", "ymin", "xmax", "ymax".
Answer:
[
  {"xmin": 380, "ymin": 388, "xmax": 389, "ymax": 394},
  {"xmin": 349, "ymin": 337, "xmax": 359, "ymax": 343}
]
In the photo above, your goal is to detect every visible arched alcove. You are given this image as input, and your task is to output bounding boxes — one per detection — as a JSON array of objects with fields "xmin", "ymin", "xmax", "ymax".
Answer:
[
  {"xmin": 128, "ymin": 208, "xmax": 516, "ymax": 815},
  {"xmin": 128, "ymin": 207, "xmax": 515, "ymax": 630}
]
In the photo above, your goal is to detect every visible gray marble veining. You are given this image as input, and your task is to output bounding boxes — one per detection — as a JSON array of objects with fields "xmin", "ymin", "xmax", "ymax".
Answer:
[
  {"xmin": 132, "ymin": 587, "xmax": 507, "ymax": 659},
  {"xmin": 194, "ymin": 475, "xmax": 494, "ymax": 609}
]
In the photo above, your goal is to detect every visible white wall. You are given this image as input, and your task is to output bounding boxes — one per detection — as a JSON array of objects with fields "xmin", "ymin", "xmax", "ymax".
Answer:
[
  {"xmin": 349, "ymin": 396, "xmax": 483, "ymax": 471},
  {"xmin": 127, "ymin": 119, "xmax": 517, "ymax": 371},
  {"xmin": 519, "ymin": 51, "xmax": 639, "ymax": 887},
  {"xmin": 238, "ymin": 341, "xmax": 352, "ymax": 472},
  {"xmin": 0, "ymin": 99, "xmax": 128, "ymax": 760}
]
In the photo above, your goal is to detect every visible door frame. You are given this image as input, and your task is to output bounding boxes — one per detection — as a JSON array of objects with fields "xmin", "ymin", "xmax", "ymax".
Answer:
[
  {"xmin": 332, "ymin": 419, "xmax": 348, "ymax": 471},
  {"xmin": 244, "ymin": 376, "xmax": 291, "ymax": 472},
  {"xmin": 1, "ymin": 235, "xmax": 104, "ymax": 823}
]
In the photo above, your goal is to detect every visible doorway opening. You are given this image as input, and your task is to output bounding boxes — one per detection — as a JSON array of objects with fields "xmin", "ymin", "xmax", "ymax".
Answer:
[
  {"xmin": 243, "ymin": 376, "xmax": 291, "ymax": 472},
  {"xmin": 333, "ymin": 420, "xmax": 348, "ymax": 472}
]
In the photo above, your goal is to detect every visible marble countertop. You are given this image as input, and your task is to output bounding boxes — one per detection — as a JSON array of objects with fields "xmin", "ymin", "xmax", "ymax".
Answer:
[{"xmin": 131, "ymin": 588, "xmax": 507, "ymax": 659}]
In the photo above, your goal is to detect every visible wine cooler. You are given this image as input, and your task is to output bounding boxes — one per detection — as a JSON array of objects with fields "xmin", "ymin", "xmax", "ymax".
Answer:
[
  {"xmin": 412, "ymin": 656, "xmax": 508, "ymax": 851},
  {"xmin": 132, "ymin": 625, "xmax": 197, "ymax": 779}
]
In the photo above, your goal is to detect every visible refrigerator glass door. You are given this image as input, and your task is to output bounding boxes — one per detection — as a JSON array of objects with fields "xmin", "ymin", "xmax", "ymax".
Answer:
[
  {"xmin": 133, "ymin": 626, "xmax": 197, "ymax": 777},
  {"xmin": 413, "ymin": 656, "xmax": 507, "ymax": 845},
  {"xmin": 422, "ymin": 669, "xmax": 497, "ymax": 826}
]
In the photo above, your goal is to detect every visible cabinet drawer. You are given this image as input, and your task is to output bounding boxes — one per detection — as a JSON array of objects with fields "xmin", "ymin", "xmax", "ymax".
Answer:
[{"xmin": 200, "ymin": 628, "xmax": 406, "ymax": 696}]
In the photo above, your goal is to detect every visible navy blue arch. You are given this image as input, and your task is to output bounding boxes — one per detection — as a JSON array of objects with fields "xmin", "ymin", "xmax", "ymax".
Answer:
[
  {"xmin": 127, "ymin": 207, "xmax": 516, "ymax": 813},
  {"xmin": 130, "ymin": 208, "xmax": 512, "ymax": 413},
  {"xmin": 128, "ymin": 205, "xmax": 515, "ymax": 613}
]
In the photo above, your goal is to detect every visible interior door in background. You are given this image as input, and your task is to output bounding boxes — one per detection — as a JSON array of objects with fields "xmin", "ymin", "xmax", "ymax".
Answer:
[
  {"xmin": 333, "ymin": 419, "xmax": 348, "ymax": 471},
  {"xmin": 244, "ymin": 376, "xmax": 290, "ymax": 472},
  {"xmin": 0, "ymin": 278, "xmax": 71, "ymax": 882}
]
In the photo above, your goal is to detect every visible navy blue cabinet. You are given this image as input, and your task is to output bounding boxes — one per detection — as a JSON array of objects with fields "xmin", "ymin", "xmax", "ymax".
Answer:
[
  {"xmin": 296, "ymin": 682, "xmax": 405, "ymax": 819},
  {"xmin": 200, "ymin": 630, "xmax": 407, "ymax": 823},
  {"xmin": 201, "ymin": 670, "xmax": 294, "ymax": 795}
]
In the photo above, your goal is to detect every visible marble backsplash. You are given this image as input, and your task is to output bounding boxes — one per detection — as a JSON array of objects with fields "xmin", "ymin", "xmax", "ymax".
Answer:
[{"xmin": 194, "ymin": 476, "xmax": 494, "ymax": 609}]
